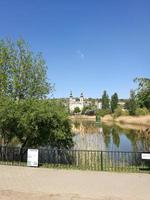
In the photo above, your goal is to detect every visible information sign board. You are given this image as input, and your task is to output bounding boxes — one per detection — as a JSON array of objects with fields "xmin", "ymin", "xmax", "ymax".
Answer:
[
  {"xmin": 27, "ymin": 149, "xmax": 38, "ymax": 167},
  {"xmin": 141, "ymin": 153, "xmax": 150, "ymax": 160}
]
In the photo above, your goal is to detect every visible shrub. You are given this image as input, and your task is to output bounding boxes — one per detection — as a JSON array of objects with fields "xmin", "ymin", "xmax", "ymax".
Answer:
[
  {"xmin": 73, "ymin": 107, "xmax": 81, "ymax": 114},
  {"xmin": 96, "ymin": 109, "xmax": 111, "ymax": 117},
  {"xmin": 0, "ymin": 98, "xmax": 73, "ymax": 149},
  {"xmin": 135, "ymin": 107, "xmax": 150, "ymax": 116},
  {"xmin": 82, "ymin": 105, "xmax": 96, "ymax": 115},
  {"xmin": 113, "ymin": 106, "xmax": 129, "ymax": 118}
]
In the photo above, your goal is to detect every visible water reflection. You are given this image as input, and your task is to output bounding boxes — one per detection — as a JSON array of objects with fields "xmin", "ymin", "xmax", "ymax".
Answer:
[{"xmin": 72, "ymin": 120, "xmax": 150, "ymax": 152}]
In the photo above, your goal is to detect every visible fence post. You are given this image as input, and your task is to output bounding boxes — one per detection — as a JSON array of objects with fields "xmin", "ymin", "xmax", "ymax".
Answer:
[
  {"xmin": 12, "ymin": 147, "xmax": 14, "ymax": 165},
  {"xmin": 101, "ymin": 151, "xmax": 103, "ymax": 171}
]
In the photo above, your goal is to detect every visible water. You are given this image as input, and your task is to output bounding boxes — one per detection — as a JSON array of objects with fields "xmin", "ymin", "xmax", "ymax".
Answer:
[{"xmin": 72, "ymin": 120, "xmax": 150, "ymax": 152}]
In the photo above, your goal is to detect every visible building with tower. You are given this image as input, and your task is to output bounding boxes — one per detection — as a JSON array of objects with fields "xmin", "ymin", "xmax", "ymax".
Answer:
[{"xmin": 69, "ymin": 91, "xmax": 84, "ymax": 112}]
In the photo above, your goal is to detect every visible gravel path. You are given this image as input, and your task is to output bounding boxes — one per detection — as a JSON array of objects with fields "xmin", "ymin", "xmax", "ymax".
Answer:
[{"xmin": 0, "ymin": 165, "xmax": 149, "ymax": 200}]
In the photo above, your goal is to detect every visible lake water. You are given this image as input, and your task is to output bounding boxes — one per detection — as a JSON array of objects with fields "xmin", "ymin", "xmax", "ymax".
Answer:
[{"xmin": 72, "ymin": 120, "xmax": 150, "ymax": 152}]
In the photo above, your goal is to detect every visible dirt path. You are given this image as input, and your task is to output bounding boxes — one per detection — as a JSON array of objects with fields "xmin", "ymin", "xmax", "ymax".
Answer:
[{"xmin": 0, "ymin": 165, "xmax": 149, "ymax": 200}]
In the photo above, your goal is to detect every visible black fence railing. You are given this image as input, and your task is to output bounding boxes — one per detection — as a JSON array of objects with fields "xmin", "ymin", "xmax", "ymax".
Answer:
[{"xmin": 0, "ymin": 146, "xmax": 150, "ymax": 172}]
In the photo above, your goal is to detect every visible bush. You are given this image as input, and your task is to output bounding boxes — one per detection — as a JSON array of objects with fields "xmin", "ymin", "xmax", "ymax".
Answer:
[
  {"xmin": 113, "ymin": 106, "xmax": 129, "ymax": 118},
  {"xmin": 135, "ymin": 107, "xmax": 150, "ymax": 116},
  {"xmin": 73, "ymin": 107, "xmax": 81, "ymax": 114},
  {"xmin": 0, "ymin": 98, "xmax": 73, "ymax": 149},
  {"xmin": 82, "ymin": 105, "xmax": 96, "ymax": 115},
  {"xmin": 96, "ymin": 109, "xmax": 111, "ymax": 117}
]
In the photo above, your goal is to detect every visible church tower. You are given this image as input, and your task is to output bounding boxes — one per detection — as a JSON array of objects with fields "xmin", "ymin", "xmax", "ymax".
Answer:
[
  {"xmin": 69, "ymin": 91, "xmax": 73, "ymax": 112},
  {"xmin": 69, "ymin": 91, "xmax": 73, "ymax": 101},
  {"xmin": 80, "ymin": 92, "xmax": 84, "ymax": 105}
]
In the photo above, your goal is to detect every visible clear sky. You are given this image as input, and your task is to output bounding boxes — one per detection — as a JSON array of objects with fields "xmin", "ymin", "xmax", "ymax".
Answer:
[{"xmin": 0, "ymin": 0, "xmax": 150, "ymax": 99}]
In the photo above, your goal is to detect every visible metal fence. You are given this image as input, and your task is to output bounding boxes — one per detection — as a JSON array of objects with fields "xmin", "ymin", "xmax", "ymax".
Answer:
[{"xmin": 0, "ymin": 146, "xmax": 149, "ymax": 173}]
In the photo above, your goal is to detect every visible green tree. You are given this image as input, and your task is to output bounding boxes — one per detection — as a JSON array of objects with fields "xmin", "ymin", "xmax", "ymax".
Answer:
[
  {"xmin": 111, "ymin": 93, "xmax": 119, "ymax": 113},
  {"xmin": 96, "ymin": 109, "xmax": 110, "ymax": 117},
  {"xmin": 113, "ymin": 106, "xmax": 129, "ymax": 118},
  {"xmin": 82, "ymin": 105, "xmax": 96, "ymax": 115},
  {"xmin": 134, "ymin": 78, "xmax": 150, "ymax": 109},
  {"xmin": 125, "ymin": 90, "xmax": 137, "ymax": 115},
  {"xmin": 0, "ymin": 98, "xmax": 73, "ymax": 149},
  {"xmin": 0, "ymin": 96, "xmax": 17, "ymax": 146},
  {"xmin": 0, "ymin": 38, "xmax": 73, "ymax": 151},
  {"xmin": 73, "ymin": 107, "xmax": 81, "ymax": 113},
  {"xmin": 0, "ymin": 38, "xmax": 53, "ymax": 99},
  {"xmin": 101, "ymin": 90, "xmax": 110, "ymax": 110},
  {"xmin": 135, "ymin": 107, "xmax": 150, "ymax": 116}
]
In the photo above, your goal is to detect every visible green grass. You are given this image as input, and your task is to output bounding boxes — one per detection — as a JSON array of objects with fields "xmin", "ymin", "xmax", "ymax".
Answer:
[{"xmin": 0, "ymin": 160, "xmax": 149, "ymax": 173}]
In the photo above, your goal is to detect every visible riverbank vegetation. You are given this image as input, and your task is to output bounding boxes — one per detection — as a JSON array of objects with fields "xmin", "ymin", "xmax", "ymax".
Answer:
[
  {"xmin": 102, "ymin": 115, "xmax": 150, "ymax": 127},
  {"xmin": 0, "ymin": 38, "xmax": 73, "ymax": 148},
  {"xmin": 71, "ymin": 78, "xmax": 150, "ymax": 126},
  {"xmin": 70, "ymin": 78, "xmax": 150, "ymax": 121},
  {"xmin": 96, "ymin": 78, "xmax": 150, "ymax": 124}
]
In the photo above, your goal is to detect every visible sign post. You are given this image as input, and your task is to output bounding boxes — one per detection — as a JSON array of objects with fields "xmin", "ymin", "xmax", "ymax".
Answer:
[
  {"xmin": 27, "ymin": 149, "xmax": 39, "ymax": 167},
  {"xmin": 141, "ymin": 153, "xmax": 150, "ymax": 160}
]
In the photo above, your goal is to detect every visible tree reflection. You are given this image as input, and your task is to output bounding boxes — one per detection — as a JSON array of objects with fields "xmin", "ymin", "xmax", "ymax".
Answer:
[
  {"xmin": 102, "ymin": 125, "xmax": 111, "ymax": 148},
  {"xmin": 72, "ymin": 119, "xmax": 150, "ymax": 151},
  {"xmin": 125, "ymin": 129, "xmax": 150, "ymax": 152},
  {"xmin": 125, "ymin": 129, "xmax": 140, "ymax": 151},
  {"xmin": 137, "ymin": 129, "xmax": 150, "ymax": 151},
  {"xmin": 72, "ymin": 120, "xmax": 100, "ymax": 134},
  {"xmin": 111, "ymin": 127, "xmax": 120, "ymax": 148}
]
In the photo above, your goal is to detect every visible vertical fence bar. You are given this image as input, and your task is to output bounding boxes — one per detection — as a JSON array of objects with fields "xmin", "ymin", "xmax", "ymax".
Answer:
[
  {"xmin": 101, "ymin": 151, "xmax": 103, "ymax": 171},
  {"xmin": 0, "ymin": 146, "xmax": 149, "ymax": 173}
]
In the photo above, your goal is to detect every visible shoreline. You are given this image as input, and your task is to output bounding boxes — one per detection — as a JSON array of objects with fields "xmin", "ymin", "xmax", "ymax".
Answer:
[
  {"xmin": 69, "ymin": 115, "xmax": 96, "ymax": 121},
  {"xmin": 102, "ymin": 115, "xmax": 150, "ymax": 127},
  {"xmin": 70, "ymin": 114, "xmax": 150, "ymax": 127}
]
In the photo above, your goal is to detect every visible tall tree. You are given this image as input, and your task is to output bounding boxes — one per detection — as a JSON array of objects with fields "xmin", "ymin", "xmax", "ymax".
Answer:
[
  {"xmin": 0, "ymin": 38, "xmax": 53, "ymax": 99},
  {"xmin": 134, "ymin": 78, "xmax": 150, "ymax": 109},
  {"xmin": 101, "ymin": 90, "xmax": 109, "ymax": 109},
  {"xmin": 111, "ymin": 93, "xmax": 119, "ymax": 112},
  {"xmin": 125, "ymin": 90, "xmax": 137, "ymax": 115},
  {"xmin": 0, "ymin": 38, "xmax": 74, "ymax": 150}
]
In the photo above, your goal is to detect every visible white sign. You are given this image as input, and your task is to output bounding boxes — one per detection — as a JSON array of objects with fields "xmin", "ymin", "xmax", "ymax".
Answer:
[
  {"xmin": 141, "ymin": 153, "xmax": 150, "ymax": 160},
  {"xmin": 27, "ymin": 149, "xmax": 39, "ymax": 167}
]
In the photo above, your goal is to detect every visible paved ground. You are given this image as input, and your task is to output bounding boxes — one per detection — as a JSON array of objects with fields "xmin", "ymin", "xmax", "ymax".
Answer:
[{"xmin": 0, "ymin": 165, "xmax": 149, "ymax": 200}]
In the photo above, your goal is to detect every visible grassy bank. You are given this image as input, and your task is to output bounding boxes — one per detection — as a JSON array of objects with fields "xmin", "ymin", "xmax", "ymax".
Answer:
[
  {"xmin": 69, "ymin": 115, "xmax": 96, "ymax": 121},
  {"xmin": 102, "ymin": 115, "xmax": 150, "ymax": 127},
  {"xmin": 70, "ymin": 114, "xmax": 150, "ymax": 127}
]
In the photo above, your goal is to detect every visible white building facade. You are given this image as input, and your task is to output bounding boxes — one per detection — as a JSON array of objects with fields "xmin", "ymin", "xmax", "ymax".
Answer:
[{"xmin": 69, "ymin": 92, "xmax": 84, "ymax": 112}]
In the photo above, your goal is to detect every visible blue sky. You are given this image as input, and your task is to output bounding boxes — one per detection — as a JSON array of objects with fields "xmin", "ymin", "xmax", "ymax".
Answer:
[{"xmin": 0, "ymin": 0, "xmax": 150, "ymax": 98}]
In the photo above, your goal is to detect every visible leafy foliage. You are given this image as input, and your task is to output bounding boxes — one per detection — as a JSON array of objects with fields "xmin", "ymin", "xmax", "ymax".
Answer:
[
  {"xmin": 0, "ymin": 38, "xmax": 53, "ymax": 99},
  {"xmin": 124, "ymin": 90, "xmax": 137, "ymax": 115},
  {"xmin": 110, "ymin": 93, "xmax": 119, "ymax": 113},
  {"xmin": 135, "ymin": 107, "xmax": 150, "ymax": 116},
  {"xmin": 0, "ymin": 38, "xmax": 72, "ymax": 149},
  {"xmin": 82, "ymin": 105, "xmax": 96, "ymax": 115},
  {"xmin": 0, "ymin": 96, "xmax": 17, "ymax": 145},
  {"xmin": 73, "ymin": 107, "xmax": 81, "ymax": 113},
  {"xmin": 0, "ymin": 98, "xmax": 73, "ymax": 149},
  {"xmin": 134, "ymin": 78, "xmax": 150, "ymax": 109},
  {"xmin": 96, "ymin": 109, "xmax": 111, "ymax": 117},
  {"xmin": 113, "ymin": 106, "xmax": 129, "ymax": 118},
  {"xmin": 101, "ymin": 90, "xmax": 110, "ymax": 110}
]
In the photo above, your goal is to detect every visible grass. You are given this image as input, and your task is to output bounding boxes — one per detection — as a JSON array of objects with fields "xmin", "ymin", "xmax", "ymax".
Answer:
[
  {"xmin": 0, "ymin": 160, "xmax": 149, "ymax": 173},
  {"xmin": 102, "ymin": 115, "xmax": 150, "ymax": 127}
]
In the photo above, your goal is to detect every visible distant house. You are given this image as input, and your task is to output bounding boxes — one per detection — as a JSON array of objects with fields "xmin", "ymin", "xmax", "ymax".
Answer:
[
  {"xmin": 96, "ymin": 101, "xmax": 102, "ymax": 109},
  {"xmin": 69, "ymin": 91, "xmax": 84, "ymax": 112},
  {"xmin": 118, "ymin": 101, "xmax": 126, "ymax": 110}
]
